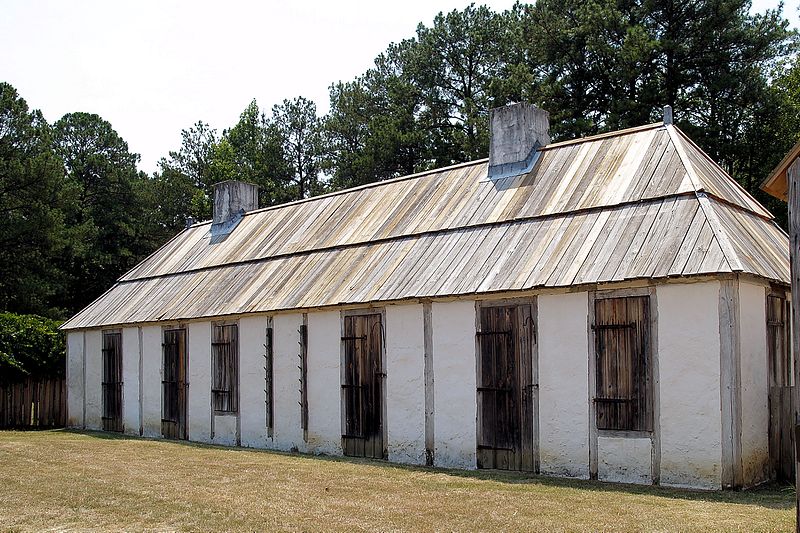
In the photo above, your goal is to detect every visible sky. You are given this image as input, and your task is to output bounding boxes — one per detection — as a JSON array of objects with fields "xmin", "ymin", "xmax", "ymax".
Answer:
[{"xmin": 1, "ymin": 0, "xmax": 798, "ymax": 174}]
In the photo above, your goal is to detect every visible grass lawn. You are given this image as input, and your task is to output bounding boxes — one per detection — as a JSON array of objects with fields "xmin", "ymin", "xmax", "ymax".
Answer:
[{"xmin": 0, "ymin": 430, "xmax": 794, "ymax": 532}]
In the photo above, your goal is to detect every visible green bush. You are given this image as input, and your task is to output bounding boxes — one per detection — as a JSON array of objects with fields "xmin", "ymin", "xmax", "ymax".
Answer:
[{"xmin": 0, "ymin": 313, "xmax": 64, "ymax": 382}]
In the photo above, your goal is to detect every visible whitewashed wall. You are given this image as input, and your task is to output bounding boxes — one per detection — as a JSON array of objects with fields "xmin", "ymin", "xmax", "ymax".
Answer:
[
  {"xmin": 272, "ymin": 313, "xmax": 305, "ymax": 452},
  {"xmin": 84, "ymin": 329, "xmax": 102, "ymax": 430},
  {"xmin": 140, "ymin": 326, "xmax": 162, "ymax": 437},
  {"xmin": 658, "ymin": 282, "xmax": 722, "ymax": 489},
  {"xmin": 598, "ymin": 436, "xmax": 651, "ymax": 484},
  {"xmin": 432, "ymin": 300, "xmax": 476, "ymax": 469},
  {"xmin": 239, "ymin": 316, "xmax": 269, "ymax": 448},
  {"xmin": 188, "ymin": 321, "xmax": 211, "ymax": 443},
  {"xmin": 121, "ymin": 327, "xmax": 140, "ymax": 435},
  {"xmin": 739, "ymin": 281, "xmax": 769, "ymax": 486},
  {"xmin": 66, "ymin": 331, "xmax": 85, "ymax": 428},
  {"xmin": 306, "ymin": 310, "xmax": 341, "ymax": 455},
  {"xmin": 385, "ymin": 304, "xmax": 426, "ymax": 465},
  {"xmin": 538, "ymin": 292, "xmax": 589, "ymax": 479}
]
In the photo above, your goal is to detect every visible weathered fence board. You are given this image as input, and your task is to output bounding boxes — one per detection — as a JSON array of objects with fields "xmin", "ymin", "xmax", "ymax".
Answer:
[{"xmin": 0, "ymin": 377, "xmax": 65, "ymax": 429}]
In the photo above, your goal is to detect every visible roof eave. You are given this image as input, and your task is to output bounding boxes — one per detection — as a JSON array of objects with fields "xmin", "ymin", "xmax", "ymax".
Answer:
[{"xmin": 760, "ymin": 139, "xmax": 800, "ymax": 202}]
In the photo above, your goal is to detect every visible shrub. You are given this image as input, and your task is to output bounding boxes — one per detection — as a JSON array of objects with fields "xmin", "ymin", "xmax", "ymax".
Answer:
[{"xmin": 0, "ymin": 313, "xmax": 64, "ymax": 383}]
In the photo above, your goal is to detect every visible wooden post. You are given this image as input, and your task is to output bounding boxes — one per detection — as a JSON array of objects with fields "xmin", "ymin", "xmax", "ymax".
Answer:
[{"xmin": 787, "ymin": 157, "xmax": 800, "ymax": 532}]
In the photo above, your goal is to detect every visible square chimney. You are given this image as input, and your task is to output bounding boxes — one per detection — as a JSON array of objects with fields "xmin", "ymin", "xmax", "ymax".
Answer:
[
  {"xmin": 488, "ymin": 103, "xmax": 550, "ymax": 180},
  {"xmin": 210, "ymin": 180, "xmax": 259, "ymax": 240}
]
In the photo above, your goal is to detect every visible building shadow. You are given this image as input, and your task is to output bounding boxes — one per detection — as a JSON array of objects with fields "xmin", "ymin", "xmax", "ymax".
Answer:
[{"xmin": 59, "ymin": 428, "xmax": 794, "ymax": 511}]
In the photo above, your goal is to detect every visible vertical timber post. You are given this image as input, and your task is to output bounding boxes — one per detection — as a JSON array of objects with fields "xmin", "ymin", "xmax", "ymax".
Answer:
[{"xmin": 788, "ymin": 158, "xmax": 800, "ymax": 532}]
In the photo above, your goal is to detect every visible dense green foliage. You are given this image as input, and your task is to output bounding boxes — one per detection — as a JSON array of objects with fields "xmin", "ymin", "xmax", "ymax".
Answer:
[
  {"xmin": 0, "ymin": 313, "xmax": 64, "ymax": 382},
  {"xmin": 0, "ymin": 0, "xmax": 798, "ymax": 333}
]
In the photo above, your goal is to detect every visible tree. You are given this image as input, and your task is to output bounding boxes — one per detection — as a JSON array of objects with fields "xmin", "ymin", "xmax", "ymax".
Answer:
[
  {"xmin": 272, "ymin": 96, "xmax": 323, "ymax": 199},
  {"xmin": 223, "ymin": 100, "xmax": 293, "ymax": 206},
  {"xmin": 412, "ymin": 4, "xmax": 515, "ymax": 164},
  {"xmin": 0, "ymin": 82, "xmax": 67, "ymax": 316},
  {"xmin": 52, "ymin": 112, "xmax": 152, "ymax": 313},
  {"xmin": 153, "ymin": 121, "xmax": 218, "ymax": 229}
]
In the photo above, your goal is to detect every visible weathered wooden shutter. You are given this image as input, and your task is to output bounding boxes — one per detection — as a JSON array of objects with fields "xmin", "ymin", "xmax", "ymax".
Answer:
[
  {"xmin": 101, "ymin": 330, "xmax": 123, "ymax": 432},
  {"xmin": 299, "ymin": 322, "xmax": 308, "ymax": 433},
  {"xmin": 212, "ymin": 323, "xmax": 239, "ymax": 414},
  {"xmin": 767, "ymin": 292, "xmax": 794, "ymax": 481},
  {"xmin": 476, "ymin": 304, "xmax": 535, "ymax": 471},
  {"xmin": 265, "ymin": 325, "xmax": 274, "ymax": 434},
  {"xmin": 162, "ymin": 328, "xmax": 187, "ymax": 439},
  {"xmin": 594, "ymin": 296, "xmax": 651, "ymax": 432},
  {"xmin": 341, "ymin": 313, "xmax": 385, "ymax": 459}
]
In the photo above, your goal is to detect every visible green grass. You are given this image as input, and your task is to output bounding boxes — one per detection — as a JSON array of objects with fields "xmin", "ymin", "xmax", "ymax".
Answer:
[{"xmin": 0, "ymin": 430, "xmax": 794, "ymax": 531}]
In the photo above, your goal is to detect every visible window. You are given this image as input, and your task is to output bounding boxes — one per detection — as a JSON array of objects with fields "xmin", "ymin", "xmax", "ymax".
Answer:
[
  {"xmin": 211, "ymin": 323, "xmax": 239, "ymax": 414},
  {"xmin": 593, "ymin": 295, "xmax": 652, "ymax": 432}
]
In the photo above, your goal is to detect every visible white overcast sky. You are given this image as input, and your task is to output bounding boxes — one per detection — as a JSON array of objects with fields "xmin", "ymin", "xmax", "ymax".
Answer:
[{"xmin": 2, "ymin": 0, "xmax": 797, "ymax": 174}]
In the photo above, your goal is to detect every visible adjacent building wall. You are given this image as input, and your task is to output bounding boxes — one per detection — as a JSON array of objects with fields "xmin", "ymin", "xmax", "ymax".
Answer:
[
  {"xmin": 739, "ymin": 281, "xmax": 770, "ymax": 486},
  {"xmin": 66, "ymin": 331, "xmax": 85, "ymax": 428},
  {"xmin": 121, "ymin": 327, "xmax": 140, "ymax": 435},
  {"xmin": 239, "ymin": 315, "xmax": 269, "ymax": 448},
  {"xmin": 385, "ymin": 304, "xmax": 426, "ymax": 465},
  {"xmin": 306, "ymin": 310, "xmax": 341, "ymax": 455},
  {"xmin": 432, "ymin": 300, "xmax": 477, "ymax": 469},
  {"xmin": 657, "ymin": 282, "xmax": 722, "ymax": 489},
  {"xmin": 538, "ymin": 292, "xmax": 590, "ymax": 479},
  {"xmin": 272, "ymin": 313, "xmax": 305, "ymax": 452},
  {"xmin": 140, "ymin": 325, "xmax": 162, "ymax": 437}
]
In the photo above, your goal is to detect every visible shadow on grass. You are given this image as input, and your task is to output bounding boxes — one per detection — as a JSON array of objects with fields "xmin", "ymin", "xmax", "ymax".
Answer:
[{"xmin": 51, "ymin": 428, "xmax": 796, "ymax": 511}]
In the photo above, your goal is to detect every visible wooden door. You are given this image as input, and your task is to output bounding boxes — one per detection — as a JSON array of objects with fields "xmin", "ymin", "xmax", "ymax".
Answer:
[
  {"xmin": 477, "ymin": 304, "xmax": 535, "ymax": 471},
  {"xmin": 767, "ymin": 293, "xmax": 794, "ymax": 481},
  {"xmin": 162, "ymin": 328, "xmax": 188, "ymax": 440},
  {"xmin": 341, "ymin": 313, "xmax": 385, "ymax": 459},
  {"xmin": 101, "ymin": 331, "xmax": 123, "ymax": 432}
]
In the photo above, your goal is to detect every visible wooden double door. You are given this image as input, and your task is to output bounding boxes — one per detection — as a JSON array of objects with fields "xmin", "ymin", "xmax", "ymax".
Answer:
[
  {"xmin": 477, "ymin": 303, "xmax": 537, "ymax": 471},
  {"xmin": 341, "ymin": 313, "xmax": 386, "ymax": 459},
  {"xmin": 162, "ymin": 328, "xmax": 188, "ymax": 440}
]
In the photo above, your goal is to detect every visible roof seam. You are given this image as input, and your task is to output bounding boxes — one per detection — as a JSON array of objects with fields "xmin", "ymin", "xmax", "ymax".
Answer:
[{"xmin": 120, "ymin": 191, "xmax": 701, "ymax": 285}]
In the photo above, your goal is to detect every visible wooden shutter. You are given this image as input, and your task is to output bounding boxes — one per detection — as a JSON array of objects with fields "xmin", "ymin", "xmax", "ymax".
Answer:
[
  {"xmin": 341, "ymin": 313, "xmax": 385, "ymax": 459},
  {"xmin": 101, "ymin": 331, "xmax": 123, "ymax": 432},
  {"xmin": 265, "ymin": 325, "xmax": 274, "ymax": 433},
  {"xmin": 162, "ymin": 328, "xmax": 187, "ymax": 439},
  {"xmin": 594, "ymin": 296, "xmax": 651, "ymax": 432},
  {"xmin": 212, "ymin": 323, "xmax": 239, "ymax": 414}
]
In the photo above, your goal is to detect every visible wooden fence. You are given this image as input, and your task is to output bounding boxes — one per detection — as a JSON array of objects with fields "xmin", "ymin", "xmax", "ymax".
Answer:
[{"xmin": 0, "ymin": 377, "xmax": 65, "ymax": 429}]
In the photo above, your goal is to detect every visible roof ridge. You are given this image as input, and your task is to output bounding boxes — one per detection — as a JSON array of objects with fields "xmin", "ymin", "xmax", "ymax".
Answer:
[
  {"xmin": 189, "ymin": 158, "xmax": 490, "ymax": 228},
  {"xmin": 186, "ymin": 122, "xmax": 666, "ymax": 229},
  {"xmin": 665, "ymin": 125, "xmax": 740, "ymax": 272},
  {"xmin": 670, "ymin": 126, "xmax": 774, "ymax": 219},
  {"xmin": 539, "ymin": 122, "xmax": 664, "ymax": 151}
]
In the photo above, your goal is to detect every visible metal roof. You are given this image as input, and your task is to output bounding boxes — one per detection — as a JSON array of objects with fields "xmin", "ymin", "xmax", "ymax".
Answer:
[{"xmin": 62, "ymin": 123, "xmax": 789, "ymax": 330}]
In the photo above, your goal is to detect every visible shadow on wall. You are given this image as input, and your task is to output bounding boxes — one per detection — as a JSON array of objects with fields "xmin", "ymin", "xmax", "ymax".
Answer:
[{"xmin": 61, "ymin": 429, "xmax": 793, "ymax": 511}]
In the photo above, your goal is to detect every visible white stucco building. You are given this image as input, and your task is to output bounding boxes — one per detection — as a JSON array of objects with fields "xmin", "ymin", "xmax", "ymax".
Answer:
[{"xmin": 62, "ymin": 104, "xmax": 791, "ymax": 490}]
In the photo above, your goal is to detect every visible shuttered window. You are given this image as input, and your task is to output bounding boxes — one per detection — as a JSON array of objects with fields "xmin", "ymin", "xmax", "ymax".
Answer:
[
  {"xmin": 212, "ymin": 323, "xmax": 239, "ymax": 414},
  {"xmin": 593, "ymin": 296, "xmax": 652, "ymax": 432}
]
